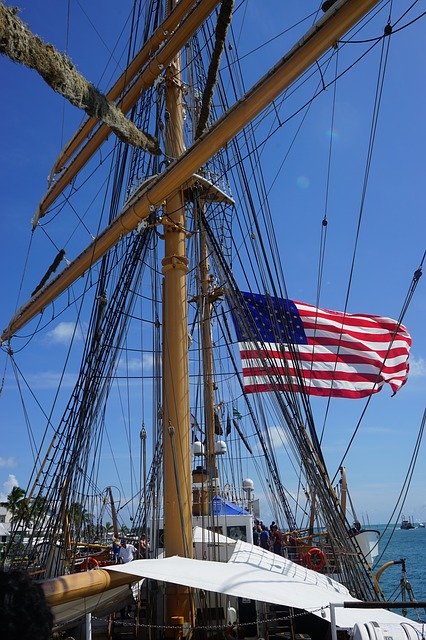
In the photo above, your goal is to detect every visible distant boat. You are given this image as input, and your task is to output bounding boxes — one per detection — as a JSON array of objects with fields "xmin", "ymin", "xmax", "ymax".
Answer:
[{"xmin": 400, "ymin": 516, "xmax": 415, "ymax": 530}]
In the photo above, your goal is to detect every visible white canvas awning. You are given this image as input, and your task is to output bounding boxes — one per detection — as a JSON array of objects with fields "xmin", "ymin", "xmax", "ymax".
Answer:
[
  {"xmin": 107, "ymin": 541, "xmax": 423, "ymax": 631},
  {"xmin": 192, "ymin": 525, "xmax": 236, "ymax": 545}
]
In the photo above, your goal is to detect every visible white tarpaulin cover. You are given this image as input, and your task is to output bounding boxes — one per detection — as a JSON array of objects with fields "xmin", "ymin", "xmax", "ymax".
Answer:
[{"xmin": 107, "ymin": 540, "xmax": 423, "ymax": 631}]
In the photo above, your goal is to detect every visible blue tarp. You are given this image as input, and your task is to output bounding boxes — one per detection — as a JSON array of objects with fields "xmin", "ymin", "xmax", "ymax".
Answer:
[{"xmin": 212, "ymin": 495, "xmax": 251, "ymax": 516}]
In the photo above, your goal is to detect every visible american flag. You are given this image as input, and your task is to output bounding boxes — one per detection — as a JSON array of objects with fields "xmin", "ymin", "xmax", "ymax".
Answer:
[{"xmin": 232, "ymin": 292, "xmax": 411, "ymax": 399}]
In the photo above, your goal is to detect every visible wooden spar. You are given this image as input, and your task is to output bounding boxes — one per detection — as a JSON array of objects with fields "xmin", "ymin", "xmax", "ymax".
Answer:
[
  {"xmin": 42, "ymin": 569, "xmax": 139, "ymax": 607},
  {"xmin": 2, "ymin": 0, "xmax": 380, "ymax": 339},
  {"xmin": 162, "ymin": 6, "xmax": 194, "ymax": 626},
  {"xmin": 34, "ymin": 0, "xmax": 221, "ymax": 225},
  {"xmin": 108, "ymin": 486, "xmax": 119, "ymax": 540},
  {"xmin": 50, "ymin": 0, "xmax": 202, "ymax": 176}
]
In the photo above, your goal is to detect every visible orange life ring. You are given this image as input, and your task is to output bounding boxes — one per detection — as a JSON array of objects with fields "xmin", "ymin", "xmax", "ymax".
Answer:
[
  {"xmin": 305, "ymin": 547, "xmax": 326, "ymax": 572},
  {"xmin": 81, "ymin": 556, "xmax": 99, "ymax": 571}
]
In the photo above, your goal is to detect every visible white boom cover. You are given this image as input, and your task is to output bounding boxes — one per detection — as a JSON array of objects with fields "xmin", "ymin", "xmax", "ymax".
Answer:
[{"xmin": 107, "ymin": 541, "xmax": 422, "ymax": 630}]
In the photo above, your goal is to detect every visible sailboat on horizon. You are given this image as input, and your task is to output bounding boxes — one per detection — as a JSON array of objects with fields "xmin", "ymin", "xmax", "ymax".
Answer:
[{"xmin": 1, "ymin": 0, "xmax": 424, "ymax": 638}]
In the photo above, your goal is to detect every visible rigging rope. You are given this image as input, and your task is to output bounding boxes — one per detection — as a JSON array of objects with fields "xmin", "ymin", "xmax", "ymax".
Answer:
[
  {"xmin": 31, "ymin": 249, "xmax": 66, "ymax": 297},
  {"xmin": 331, "ymin": 255, "xmax": 424, "ymax": 484},
  {"xmin": 0, "ymin": 5, "xmax": 161, "ymax": 174},
  {"xmin": 168, "ymin": 425, "xmax": 191, "ymax": 558},
  {"xmin": 195, "ymin": 0, "xmax": 234, "ymax": 139},
  {"xmin": 374, "ymin": 405, "xmax": 425, "ymax": 568}
]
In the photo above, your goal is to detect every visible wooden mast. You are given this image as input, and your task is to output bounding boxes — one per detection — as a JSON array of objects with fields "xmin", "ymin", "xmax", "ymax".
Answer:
[
  {"xmin": 197, "ymin": 202, "xmax": 218, "ymax": 485},
  {"xmin": 107, "ymin": 486, "xmax": 119, "ymax": 540},
  {"xmin": 162, "ymin": 0, "xmax": 194, "ymax": 630}
]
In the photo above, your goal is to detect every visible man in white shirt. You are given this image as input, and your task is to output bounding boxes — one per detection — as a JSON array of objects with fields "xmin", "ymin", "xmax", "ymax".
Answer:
[
  {"xmin": 118, "ymin": 538, "xmax": 137, "ymax": 564},
  {"xmin": 117, "ymin": 538, "xmax": 138, "ymax": 621}
]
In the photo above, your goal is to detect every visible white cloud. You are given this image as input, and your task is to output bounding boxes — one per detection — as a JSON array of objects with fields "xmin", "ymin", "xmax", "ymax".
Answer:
[
  {"xmin": 124, "ymin": 358, "xmax": 142, "ymax": 371},
  {"xmin": 118, "ymin": 354, "xmax": 155, "ymax": 373},
  {"xmin": 255, "ymin": 425, "xmax": 287, "ymax": 452},
  {"xmin": 361, "ymin": 425, "xmax": 393, "ymax": 435},
  {"xmin": 269, "ymin": 425, "xmax": 287, "ymax": 449},
  {"xmin": 142, "ymin": 354, "xmax": 155, "ymax": 369},
  {"xmin": 25, "ymin": 371, "xmax": 78, "ymax": 390},
  {"xmin": 46, "ymin": 321, "xmax": 86, "ymax": 345},
  {"xmin": 0, "ymin": 457, "xmax": 16, "ymax": 469},
  {"xmin": 409, "ymin": 356, "xmax": 426, "ymax": 377},
  {"xmin": 0, "ymin": 474, "xmax": 19, "ymax": 502},
  {"xmin": 3, "ymin": 370, "xmax": 77, "ymax": 392}
]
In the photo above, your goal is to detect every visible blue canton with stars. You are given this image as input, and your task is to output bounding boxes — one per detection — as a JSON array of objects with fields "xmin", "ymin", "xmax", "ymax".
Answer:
[{"xmin": 233, "ymin": 292, "xmax": 308, "ymax": 345}]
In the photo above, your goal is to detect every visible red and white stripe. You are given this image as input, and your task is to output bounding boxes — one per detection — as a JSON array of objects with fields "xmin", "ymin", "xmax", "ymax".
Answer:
[{"xmin": 239, "ymin": 301, "xmax": 411, "ymax": 399}]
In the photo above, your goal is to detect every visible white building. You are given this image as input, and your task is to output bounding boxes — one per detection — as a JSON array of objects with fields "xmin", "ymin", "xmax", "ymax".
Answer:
[{"xmin": 0, "ymin": 505, "xmax": 11, "ymax": 543}]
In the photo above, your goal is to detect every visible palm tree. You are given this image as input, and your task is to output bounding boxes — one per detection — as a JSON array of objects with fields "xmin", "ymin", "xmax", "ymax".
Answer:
[
  {"xmin": 104, "ymin": 521, "xmax": 113, "ymax": 542},
  {"xmin": 0, "ymin": 487, "xmax": 31, "ymax": 529},
  {"xmin": 31, "ymin": 495, "xmax": 49, "ymax": 518},
  {"xmin": 68, "ymin": 502, "xmax": 94, "ymax": 540},
  {"xmin": 30, "ymin": 495, "xmax": 49, "ymax": 533},
  {"xmin": 0, "ymin": 486, "xmax": 25, "ymax": 515}
]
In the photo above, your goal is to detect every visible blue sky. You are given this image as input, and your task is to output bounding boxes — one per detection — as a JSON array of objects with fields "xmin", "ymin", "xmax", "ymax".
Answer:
[{"xmin": 0, "ymin": 0, "xmax": 425, "ymax": 525}]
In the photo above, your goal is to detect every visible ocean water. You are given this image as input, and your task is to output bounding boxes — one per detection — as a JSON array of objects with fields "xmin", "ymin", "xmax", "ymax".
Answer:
[{"xmin": 370, "ymin": 524, "xmax": 426, "ymax": 622}]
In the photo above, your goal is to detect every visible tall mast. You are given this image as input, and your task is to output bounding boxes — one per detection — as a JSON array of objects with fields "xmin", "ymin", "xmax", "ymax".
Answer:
[
  {"xmin": 162, "ymin": 0, "xmax": 194, "ymax": 629},
  {"xmin": 107, "ymin": 486, "xmax": 119, "ymax": 540},
  {"xmin": 197, "ymin": 203, "xmax": 218, "ymax": 484}
]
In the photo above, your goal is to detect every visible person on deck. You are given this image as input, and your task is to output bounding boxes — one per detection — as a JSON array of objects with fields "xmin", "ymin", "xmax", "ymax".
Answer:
[
  {"xmin": 225, "ymin": 622, "xmax": 246, "ymax": 640},
  {"xmin": 117, "ymin": 539, "xmax": 138, "ymax": 621},
  {"xmin": 139, "ymin": 533, "xmax": 149, "ymax": 559},
  {"xmin": 259, "ymin": 525, "xmax": 270, "ymax": 550},
  {"xmin": 252, "ymin": 525, "xmax": 260, "ymax": 546},
  {"xmin": 271, "ymin": 525, "xmax": 283, "ymax": 555},
  {"xmin": 349, "ymin": 521, "xmax": 362, "ymax": 536},
  {"xmin": 118, "ymin": 538, "xmax": 137, "ymax": 564},
  {"xmin": 112, "ymin": 537, "xmax": 121, "ymax": 563},
  {"xmin": 287, "ymin": 533, "xmax": 298, "ymax": 561}
]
